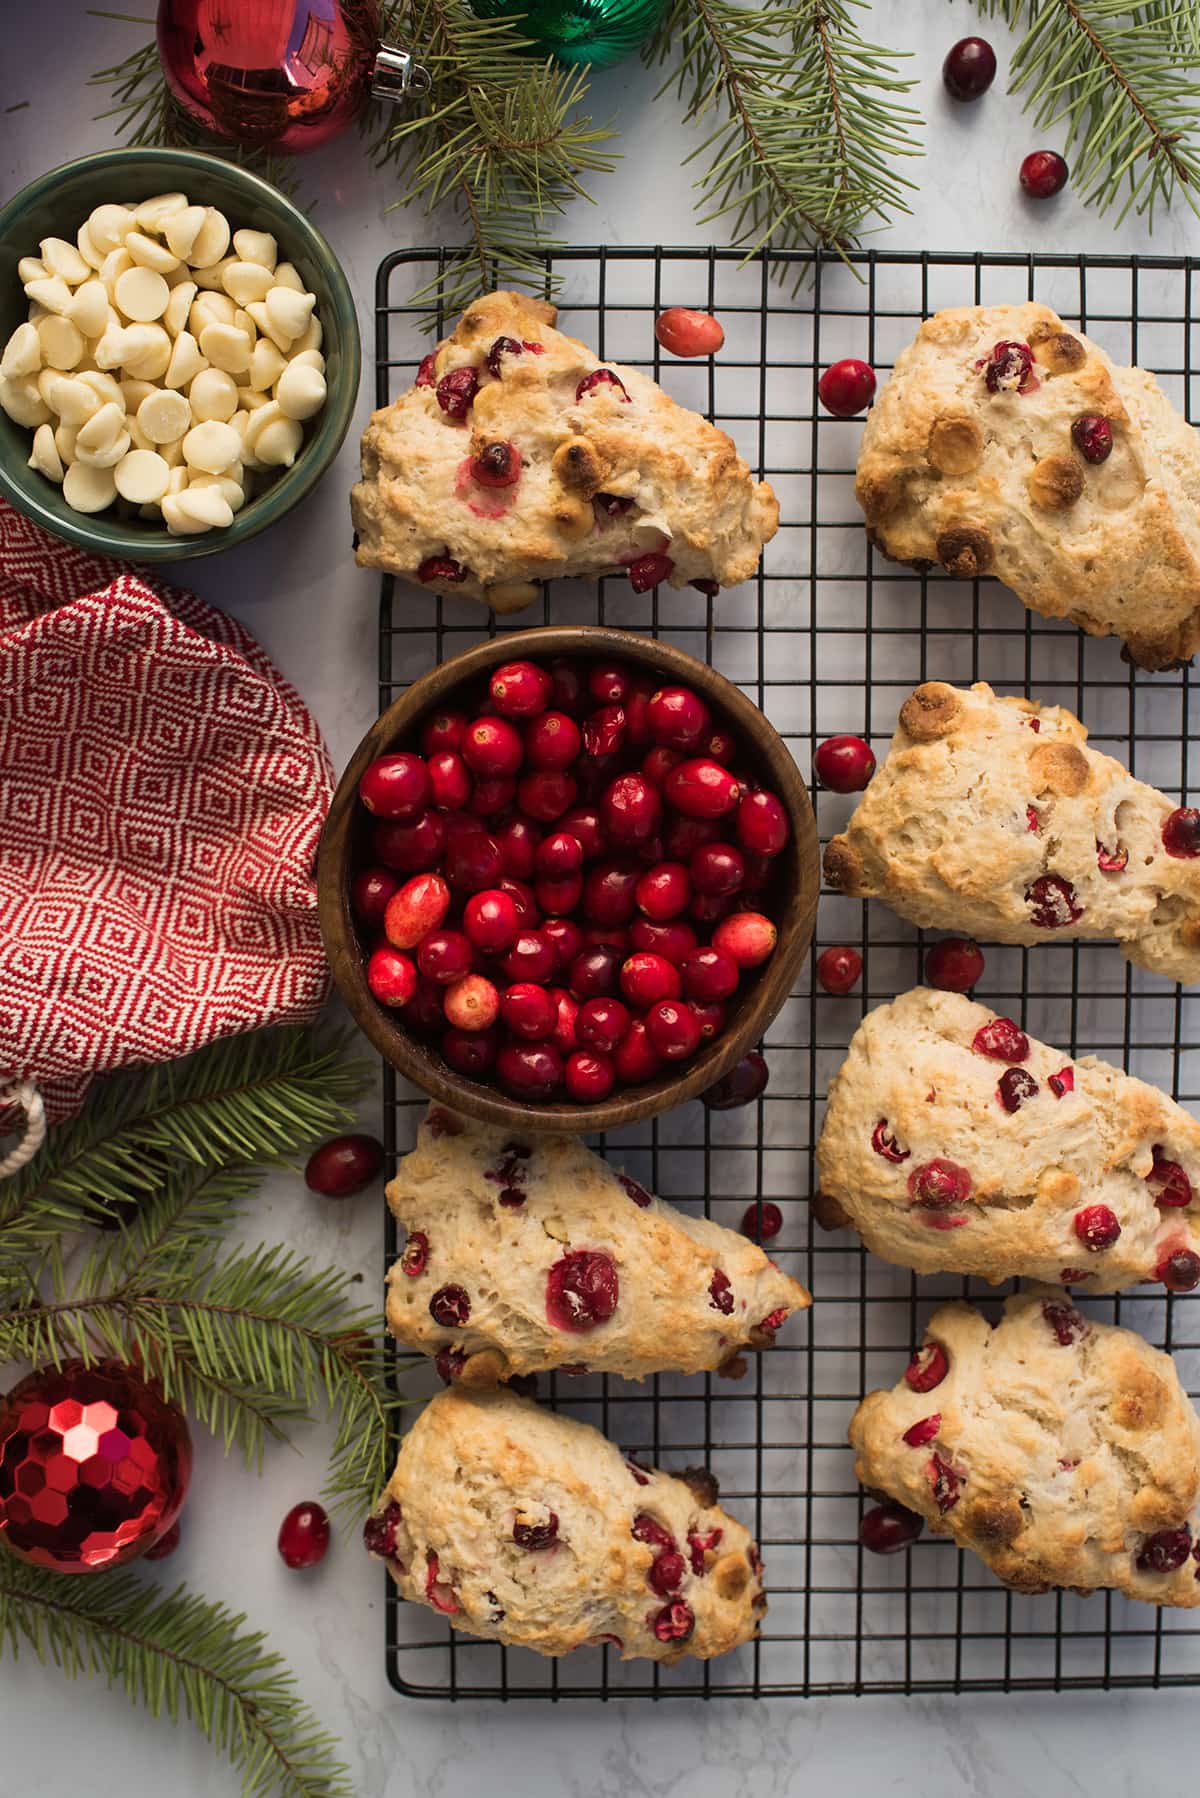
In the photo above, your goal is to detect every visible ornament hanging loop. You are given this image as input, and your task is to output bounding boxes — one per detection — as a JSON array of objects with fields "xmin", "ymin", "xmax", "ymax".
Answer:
[
  {"xmin": 0, "ymin": 1077, "xmax": 46, "ymax": 1181},
  {"xmin": 370, "ymin": 46, "xmax": 432, "ymax": 102}
]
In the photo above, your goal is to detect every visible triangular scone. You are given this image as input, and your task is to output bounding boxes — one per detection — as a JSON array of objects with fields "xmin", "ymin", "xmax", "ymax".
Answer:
[
  {"xmin": 385, "ymin": 1104, "xmax": 808, "ymax": 1381},
  {"xmin": 351, "ymin": 290, "xmax": 779, "ymax": 611},
  {"xmin": 855, "ymin": 301, "xmax": 1200, "ymax": 669},
  {"xmin": 817, "ymin": 987, "xmax": 1200, "ymax": 1293},
  {"xmin": 363, "ymin": 1385, "xmax": 766, "ymax": 1661},
  {"xmin": 823, "ymin": 680, "xmax": 1200, "ymax": 984},
  {"xmin": 851, "ymin": 1294, "xmax": 1200, "ymax": 1606}
]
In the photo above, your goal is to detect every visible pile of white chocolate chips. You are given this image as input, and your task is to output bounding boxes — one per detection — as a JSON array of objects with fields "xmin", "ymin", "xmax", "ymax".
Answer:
[{"xmin": 0, "ymin": 193, "xmax": 327, "ymax": 533}]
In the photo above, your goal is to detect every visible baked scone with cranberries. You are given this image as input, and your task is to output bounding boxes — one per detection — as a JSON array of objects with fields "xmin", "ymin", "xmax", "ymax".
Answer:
[
  {"xmin": 816, "ymin": 986, "xmax": 1200, "ymax": 1295},
  {"xmin": 362, "ymin": 1385, "xmax": 766, "ymax": 1661},
  {"xmin": 823, "ymin": 680, "xmax": 1200, "ymax": 984},
  {"xmin": 851, "ymin": 1293, "xmax": 1200, "ymax": 1605},
  {"xmin": 351, "ymin": 290, "xmax": 779, "ymax": 611},
  {"xmin": 386, "ymin": 1104, "xmax": 808, "ymax": 1381},
  {"xmin": 855, "ymin": 301, "xmax": 1200, "ymax": 669}
]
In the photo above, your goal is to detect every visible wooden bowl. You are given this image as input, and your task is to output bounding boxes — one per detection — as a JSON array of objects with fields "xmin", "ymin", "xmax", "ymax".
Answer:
[{"xmin": 318, "ymin": 625, "xmax": 819, "ymax": 1133}]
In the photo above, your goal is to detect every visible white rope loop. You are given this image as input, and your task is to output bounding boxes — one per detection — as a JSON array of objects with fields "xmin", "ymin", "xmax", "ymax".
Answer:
[{"xmin": 0, "ymin": 1078, "xmax": 46, "ymax": 1180}]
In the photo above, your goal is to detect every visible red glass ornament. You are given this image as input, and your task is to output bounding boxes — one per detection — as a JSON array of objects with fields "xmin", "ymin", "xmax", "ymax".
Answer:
[
  {"xmin": 156, "ymin": 0, "xmax": 429, "ymax": 154},
  {"xmin": 0, "ymin": 1360, "xmax": 191, "ymax": 1573}
]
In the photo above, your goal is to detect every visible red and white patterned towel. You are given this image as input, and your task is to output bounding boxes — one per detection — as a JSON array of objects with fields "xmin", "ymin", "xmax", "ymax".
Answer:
[{"xmin": 0, "ymin": 501, "xmax": 333, "ymax": 1122}]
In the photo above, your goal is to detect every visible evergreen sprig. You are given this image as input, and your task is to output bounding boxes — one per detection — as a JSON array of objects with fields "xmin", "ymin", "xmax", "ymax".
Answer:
[
  {"xmin": 0, "ymin": 1558, "xmax": 353, "ymax": 1798},
  {"xmin": 968, "ymin": 0, "xmax": 1200, "ymax": 223}
]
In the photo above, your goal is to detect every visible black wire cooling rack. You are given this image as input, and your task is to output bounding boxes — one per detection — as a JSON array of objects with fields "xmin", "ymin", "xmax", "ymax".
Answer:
[{"xmin": 373, "ymin": 245, "xmax": 1200, "ymax": 1699}]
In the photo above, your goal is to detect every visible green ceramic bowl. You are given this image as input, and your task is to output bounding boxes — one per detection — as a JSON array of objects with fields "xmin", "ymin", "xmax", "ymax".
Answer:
[{"xmin": 0, "ymin": 147, "xmax": 360, "ymax": 561}]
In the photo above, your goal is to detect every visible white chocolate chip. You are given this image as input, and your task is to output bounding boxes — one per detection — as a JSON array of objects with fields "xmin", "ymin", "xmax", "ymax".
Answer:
[
  {"xmin": 138, "ymin": 387, "xmax": 192, "ymax": 443},
  {"xmin": 232, "ymin": 228, "xmax": 278, "ymax": 271},
  {"xmin": 271, "ymin": 260, "xmax": 303, "ymax": 292},
  {"xmin": 125, "ymin": 230, "xmax": 180, "ymax": 276},
  {"xmin": 115, "ymin": 266, "xmax": 170, "ymax": 322},
  {"xmin": 166, "ymin": 464, "xmax": 188, "ymax": 495},
  {"xmin": 248, "ymin": 338, "xmax": 286, "ymax": 392},
  {"xmin": 199, "ymin": 321, "xmax": 252, "ymax": 375},
  {"xmin": 99, "ymin": 247, "xmax": 134, "ymax": 295},
  {"xmin": 63, "ymin": 460, "xmax": 118, "ymax": 512},
  {"xmin": 1, "ymin": 322, "xmax": 42, "ymax": 378},
  {"xmin": 191, "ymin": 255, "xmax": 237, "ymax": 293},
  {"xmin": 76, "ymin": 428, "xmax": 131, "ymax": 469},
  {"xmin": 135, "ymin": 192, "xmax": 188, "ymax": 232},
  {"xmin": 114, "ymin": 447, "xmax": 171, "ymax": 503},
  {"xmin": 49, "ymin": 375, "xmax": 100, "ymax": 426},
  {"xmin": 24, "ymin": 276, "xmax": 73, "ymax": 316},
  {"xmin": 189, "ymin": 366, "xmax": 239, "ymax": 422},
  {"xmin": 175, "ymin": 482, "xmax": 234, "ymax": 528},
  {"xmin": 164, "ymin": 330, "xmax": 206, "ymax": 390},
  {"xmin": 189, "ymin": 470, "xmax": 245, "ymax": 511},
  {"xmin": 28, "ymin": 423, "xmax": 64, "ymax": 483},
  {"xmin": 289, "ymin": 314, "xmax": 322, "ymax": 356},
  {"xmin": 87, "ymin": 205, "xmax": 134, "ymax": 254},
  {"xmin": 75, "ymin": 224, "xmax": 105, "ymax": 271},
  {"xmin": 93, "ymin": 325, "xmax": 132, "ymax": 370},
  {"xmin": 125, "ymin": 411, "xmax": 154, "ymax": 453},
  {"xmin": 66, "ymin": 279, "xmax": 110, "ymax": 339},
  {"xmin": 253, "ymin": 412, "xmax": 303, "ymax": 467},
  {"xmin": 275, "ymin": 360, "xmax": 326, "ymax": 421},
  {"xmin": 121, "ymin": 324, "xmax": 172, "ymax": 382},
  {"xmin": 221, "ymin": 260, "xmax": 274, "ymax": 305},
  {"xmin": 161, "ymin": 489, "xmax": 211, "ymax": 533},
  {"xmin": 163, "ymin": 280, "xmax": 197, "ymax": 338},
  {"xmin": 77, "ymin": 369, "xmax": 124, "ymax": 409},
  {"xmin": 264, "ymin": 286, "xmax": 315, "ymax": 346},
  {"xmin": 164, "ymin": 205, "xmax": 207, "ymax": 261},
  {"xmin": 182, "ymin": 417, "xmax": 241, "ymax": 473},
  {"xmin": 233, "ymin": 306, "xmax": 257, "ymax": 345},
  {"xmin": 54, "ymin": 421, "xmax": 78, "ymax": 463},
  {"xmin": 76, "ymin": 400, "xmax": 125, "ymax": 455},
  {"xmin": 39, "ymin": 236, "xmax": 92, "ymax": 285},
  {"xmin": 35, "ymin": 368, "xmax": 60, "ymax": 408},
  {"xmin": 119, "ymin": 377, "xmax": 157, "ymax": 413},
  {"xmin": 289, "ymin": 347, "xmax": 326, "ymax": 374},
  {"xmin": 238, "ymin": 386, "xmax": 271, "ymax": 411},
  {"xmin": 188, "ymin": 208, "xmax": 231, "ymax": 269},
  {"xmin": 37, "ymin": 314, "xmax": 85, "ymax": 371},
  {"xmin": 189, "ymin": 291, "xmax": 236, "ymax": 334},
  {"xmin": 17, "ymin": 255, "xmax": 47, "ymax": 285},
  {"xmin": 158, "ymin": 433, "xmax": 185, "ymax": 467},
  {"xmin": 0, "ymin": 374, "xmax": 50, "ymax": 428}
]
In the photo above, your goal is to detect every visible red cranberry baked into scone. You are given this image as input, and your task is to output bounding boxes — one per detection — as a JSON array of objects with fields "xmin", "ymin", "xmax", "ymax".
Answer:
[
  {"xmin": 363, "ymin": 1385, "xmax": 766, "ymax": 1660},
  {"xmin": 855, "ymin": 301, "xmax": 1200, "ymax": 669},
  {"xmin": 851, "ymin": 1294, "xmax": 1200, "ymax": 1605},
  {"xmin": 350, "ymin": 290, "xmax": 779, "ymax": 611},
  {"xmin": 824, "ymin": 680, "xmax": 1200, "ymax": 984},
  {"xmin": 816, "ymin": 987, "xmax": 1200, "ymax": 1294},
  {"xmin": 387, "ymin": 1105, "xmax": 808, "ymax": 1380}
]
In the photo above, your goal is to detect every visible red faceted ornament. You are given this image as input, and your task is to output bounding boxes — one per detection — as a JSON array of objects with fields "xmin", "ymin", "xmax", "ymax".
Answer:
[
  {"xmin": 157, "ymin": 0, "xmax": 429, "ymax": 153},
  {"xmin": 0, "ymin": 1360, "xmax": 191, "ymax": 1573}
]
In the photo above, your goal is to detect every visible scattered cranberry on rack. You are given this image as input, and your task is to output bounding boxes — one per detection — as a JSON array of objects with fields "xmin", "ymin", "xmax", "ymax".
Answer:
[{"xmin": 818, "ymin": 359, "xmax": 877, "ymax": 418}]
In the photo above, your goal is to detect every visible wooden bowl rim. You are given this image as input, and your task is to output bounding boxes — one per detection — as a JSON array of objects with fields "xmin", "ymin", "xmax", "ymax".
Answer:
[{"xmin": 317, "ymin": 624, "xmax": 819, "ymax": 1133}]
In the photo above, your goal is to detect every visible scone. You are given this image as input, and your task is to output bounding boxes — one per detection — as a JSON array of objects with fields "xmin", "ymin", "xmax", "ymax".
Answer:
[
  {"xmin": 855, "ymin": 301, "xmax": 1200, "ymax": 669},
  {"xmin": 386, "ymin": 1104, "xmax": 809, "ymax": 1380},
  {"xmin": 817, "ymin": 987, "xmax": 1200, "ymax": 1294},
  {"xmin": 351, "ymin": 290, "xmax": 779, "ymax": 610},
  {"xmin": 850, "ymin": 1294, "xmax": 1200, "ymax": 1606},
  {"xmin": 823, "ymin": 680, "xmax": 1200, "ymax": 984},
  {"xmin": 363, "ymin": 1385, "xmax": 766, "ymax": 1661}
]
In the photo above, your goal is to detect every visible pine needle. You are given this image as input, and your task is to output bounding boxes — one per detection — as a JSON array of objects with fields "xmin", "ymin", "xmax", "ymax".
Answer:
[{"xmin": 0, "ymin": 1559, "xmax": 353, "ymax": 1798}]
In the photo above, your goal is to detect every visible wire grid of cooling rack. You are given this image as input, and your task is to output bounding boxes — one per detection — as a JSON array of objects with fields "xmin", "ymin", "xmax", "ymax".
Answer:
[{"xmin": 373, "ymin": 246, "xmax": 1200, "ymax": 1699}]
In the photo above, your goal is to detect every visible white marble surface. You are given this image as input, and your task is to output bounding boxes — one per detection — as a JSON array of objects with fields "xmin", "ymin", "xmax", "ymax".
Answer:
[{"xmin": 3, "ymin": 3, "xmax": 1200, "ymax": 1793}]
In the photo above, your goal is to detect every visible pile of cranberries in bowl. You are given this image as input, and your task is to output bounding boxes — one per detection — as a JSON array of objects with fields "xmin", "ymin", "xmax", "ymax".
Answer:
[{"xmin": 348, "ymin": 654, "xmax": 791, "ymax": 1106}]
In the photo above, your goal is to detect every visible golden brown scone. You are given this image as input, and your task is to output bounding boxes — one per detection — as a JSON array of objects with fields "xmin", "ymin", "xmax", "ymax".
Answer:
[
  {"xmin": 855, "ymin": 301, "xmax": 1200, "ymax": 669},
  {"xmin": 816, "ymin": 987, "xmax": 1200, "ymax": 1294},
  {"xmin": 851, "ymin": 1294, "xmax": 1200, "ymax": 1605},
  {"xmin": 362, "ymin": 1385, "xmax": 766, "ymax": 1661},
  {"xmin": 351, "ymin": 290, "xmax": 778, "ymax": 610},
  {"xmin": 386, "ymin": 1104, "xmax": 808, "ymax": 1381},
  {"xmin": 823, "ymin": 679, "xmax": 1200, "ymax": 984}
]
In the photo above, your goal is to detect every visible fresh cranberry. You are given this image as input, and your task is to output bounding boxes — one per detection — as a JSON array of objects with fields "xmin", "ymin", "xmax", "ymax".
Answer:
[
  {"xmin": 628, "ymin": 553, "xmax": 674, "ymax": 593},
  {"xmin": 818, "ymin": 358, "xmax": 876, "ymax": 418},
  {"xmin": 442, "ymin": 1026, "xmax": 498, "ymax": 1077},
  {"xmin": 436, "ymin": 366, "xmax": 479, "ymax": 417},
  {"xmin": 496, "ymin": 1040, "xmax": 563, "ymax": 1099},
  {"xmin": 443, "ymin": 826, "xmax": 503, "ymax": 893},
  {"xmin": 1158, "ymin": 1247, "xmax": 1200, "ymax": 1292},
  {"xmin": 649, "ymin": 1600, "xmax": 695, "ymax": 1643},
  {"xmin": 468, "ymin": 775, "xmax": 517, "ymax": 817},
  {"xmin": 646, "ymin": 687, "xmax": 711, "ymax": 750},
  {"xmin": 533, "ymin": 831, "xmax": 583, "ymax": 880},
  {"xmin": 489, "ymin": 818, "xmax": 536, "ymax": 881},
  {"xmin": 1074, "ymin": 1204, "xmax": 1121, "ymax": 1251},
  {"xmin": 583, "ymin": 859, "xmax": 641, "ymax": 926},
  {"xmin": 688, "ymin": 890, "xmax": 735, "ymax": 928},
  {"xmin": 903, "ymin": 1414, "xmax": 942, "ymax": 1448},
  {"xmin": 517, "ymin": 769, "xmax": 576, "ymax": 823},
  {"xmin": 813, "ymin": 735, "xmax": 875, "ymax": 792},
  {"xmin": 541, "ymin": 916, "xmax": 585, "ymax": 970},
  {"xmin": 1042, "ymin": 1300, "xmax": 1086, "ymax": 1345},
  {"xmin": 998, "ymin": 1068, "xmax": 1039, "ymax": 1112},
  {"xmin": 423, "ymin": 750, "xmax": 469, "ymax": 812},
  {"xmin": 692, "ymin": 1000, "xmax": 726, "ymax": 1040},
  {"xmin": 549, "ymin": 986, "xmax": 580, "ymax": 1053},
  {"xmin": 485, "ymin": 335, "xmax": 523, "ymax": 378},
  {"xmin": 415, "ymin": 352, "xmax": 438, "ymax": 388},
  {"xmin": 702, "ymin": 1051, "xmax": 769, "ymax": 1109},
  {"xmin": 972, "ymin": 1017, "xmax": 1030, "ymax": 1062},
  {"xmin": 402, "ymin": 970, "xmax": 445, "ymax": 1035},
  {"xmin": 278, "ymin": 1500, "xmax": 330, "ymax": 1570},
  {"xmin": 816, "ymin": 945, "xmax": 862, "ymax": 995},
  {"xmin": 304, "ymin": 1134, "xmax": 384, "ymax": 1197},
  {"xmin": 417, "ymin": 929, "xmax": 474, "ymax": 985},
  {"xmin": 582, "ymin": 663, "xmax": 627, "ymax": 706},
  {"xmin": 924, "ymin": 937, "xmax": 984, "ymax": 991},
  {"xmin": 621, "ymin": 952, "xmax": 681, "ymax": 1008},
  {"xmin": 351, "ymin": 867, "xmax": 399, "ymax": 928},
  {"xmin": 422, "ymin": 709, "xmax": 468, "ymax": 755},
  {"xmin": 525, "ymin": 710, "xmax": 582, "ymax": 771},
  {"xmin": 645, "ymin": 998, "xmax": 702, "ymax": 1060},
  {"xmin": 552, "ymin": 807, "xmax": 602, "ymax": 862},
  {"xmin": 1072, "ymin": 414, "xmax": 1113, "ymax": 463},
  {"xmin": 546, "ymin": 1249, "xmax": 619, "ymax": 1331},
  {"xmin": 1020, "ymin": 149, "xmax": 1069, "ymax": 198},
  {"xmin": 664, "ymin": 815, "xmax": 723, "ymax": 861},
  {"xmin": 569, "ymin": 945, "xmax": 622, "ymax": 1000},
  {"xmin": 362, "ymin": 1499, "xmax": 405, "ymax": 1560},
  {"xmin": 1148, "ymin": 1150, "xmax": 1192, "ymax": 1208},
  {"xmin": 680, "ymin": 946, "xmax": 739, "ymax": 1003},
  {"xmin": 908, "ymin": 1160, "xmax": 971, "ymax": 1208},
  {"xmin": 429, "ymin": 1283, "xmax": 471, "ymax": 1327},
  {"xmin": 602, "ymin": 773, "xmax": 663, "ymax": 845},
  {"xmin": 1163, "ymin": 808, "xmax": 1200, "ymax": 858},
  {"xmin": 734, "ymin": 790, "xmax": 788, "ymax": 856},
  {"xmin": 634, "ymin": 861, "xmax": 690, "ymax": 921},
  {"xmin": 495, "ymin": 876, "xmax": 539, "ymax": 931},
  {"xmin": 367, "ymin": 945, "xmax": 417, "ymax": 1008},
  {"xmin": 984, "ymin": 339, "xmax": 1035, "ymax": 392},
  {"xmin": 359, "ymin": 752, "xmax": 431, "ymax": 820},
  {"xmin": 871, "ymin": 1120, "xmax": 910, "ymax": 1162},
  {"xmin": 512, "ymin": 1510, "xmax": 559, "ymax": 1550},
  {"xmin": 1049, "ymin": 1066, "xmax": 1075, "ymax": 1097},
  {"xmin": 860, "ymin": 1502, "xmax": 923, "ymax": 1555},
  {"xmin": 641, "ymin": 747, "xmax": 682, "ymax": 791},
  {"xmin": 577, "ymin": 995, "xmax": 631, "ymax": 1053},
  {"xmin": 741, "ymin": 1201, "xmax": 782, "ymax": 1242},
  {"xmin": 498, "ymin": 929, "xmax": 558, "ymax": 984},
  {"xmin": 942, "ymin": 34, "xmax": 996, "ymax": 100},
  {"xmin": 927, "ymin": 1455, "xmax": 962, "ymax": 1512},
  {"xmin": 1137, "ymin": 1528, "xmax": 1192, "ymax": 1573},
  {"xmin": 462, "ymin": 715, "xmax": 523, "ymax": 779},
  {"xmin": 565, "ymin": 1050, "xmax": 616, "ymax": 1102},
  {"xmin": 501, "ymin": 982, "xmax": 558, "ymax": 1040},
  {"xmin": 654, "ymin": 306, "xmax": 725, "ymax": 358},
  {"xmin": 463, "ymin": 888, "xmax": 519, "ymax": 954},
  {"xmin": 623, "ymin": 678, "xmax": 655, "ymax": 745},
  {"xmin": 442, "ymin": 973, "xmax": 500, "ymax": 1032},
  {"xmin": 471, "ymin": 440, "xmax": 522, "ymax": 487},
  {"xmin": 582, "ymin": 705, "xmax": 627, "ymax": 763},
  {"xmin": 664, "ymin": 758, "xmax": 741, "ymax": 819},
  {"xmin": 575, "ymin": 368, "xmax": 630, "ymax": 404},
  {"xmin": 384, "ymin": 873, "xmax": 451, "ymax": 950},
  {"xmin": 614, "ymin": 1020, "xmax": 663, "ymax": 1084},
  {"xmin": 1025, "ymin": 873, "xmax": 1083, "ymax": 928},
  {"xmin": 489, "ymin": 660, "xmax": 552, "ymax": 718},
  {"xmin": 416, "ymin": 554, "xmax": 467, "ymax": 585},
  {"xmin": 905, "ymin": 1343, "xmax": 948, "ymax": 1393},
  {"xmin": 712, "ymin": 911, "xmax": 777, "ymax": 968},
  {"xmin": 630, "ymin": 918, "xmax": 699, "ymax": 964},
  {"xmin": 546, "ymin": 659, "xmax": 586, "ymax": 716},
  {"xmin": 689, "ymin": 844, "xmax": 743, "ymax": 898}
]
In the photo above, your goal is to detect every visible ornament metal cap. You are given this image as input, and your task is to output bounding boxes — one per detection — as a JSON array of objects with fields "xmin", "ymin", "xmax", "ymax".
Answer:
[{"xmin": 370, "ymin": 45, "xmax": 432, "ymax": 101}]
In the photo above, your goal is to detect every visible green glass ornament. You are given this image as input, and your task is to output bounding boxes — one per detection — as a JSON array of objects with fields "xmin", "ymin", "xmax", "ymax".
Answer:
[{"xmin": 471, "ymin": 0, "xmax": 666, "ymax": 68}]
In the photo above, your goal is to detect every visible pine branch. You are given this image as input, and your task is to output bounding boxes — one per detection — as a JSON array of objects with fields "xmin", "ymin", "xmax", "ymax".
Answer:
[
  {"xmin": 645, "ymin": 0, "xmax": 921, "ymax": 262},
  {"xmin": 0, "ymin": 1559, "xmax": 352, "ymax": 1798},
  {"xmin": 967, "ymin": 0, "xmax": 1200, "ymax": 224}
]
